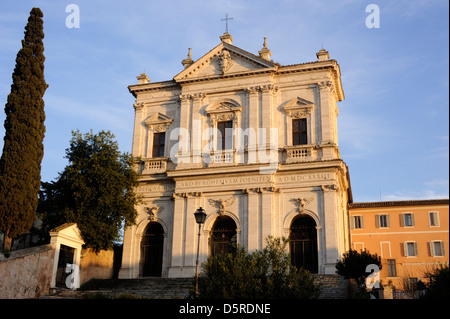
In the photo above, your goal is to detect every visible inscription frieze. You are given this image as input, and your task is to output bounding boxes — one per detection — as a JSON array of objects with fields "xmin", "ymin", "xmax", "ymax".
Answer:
[{"xmin": 177, "ymin": 175, "xmax": 273, "ymax": 188}]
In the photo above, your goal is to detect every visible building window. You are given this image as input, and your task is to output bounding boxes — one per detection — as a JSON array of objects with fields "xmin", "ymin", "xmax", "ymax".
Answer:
[
  {"xmin": 404, "ymin": 242, "xmax": 418, "ymax": 257},
  {"xmin": 401, "ymin": 213, "xmax": 415, "ymax": 227},
  {"xmin": 352, "ymin": 215, "xmax": 364, "ymax": 229},
  {"xmin": 429, "ymin": 212, "xmax": 440, "ymax": 227},
  {"xmin": 152, "ymin": 132, "xmax": 165, "ymax": 158},
  {"xmin": 430, "ymin": 241, "xmax": 445, "ymax": 257},
  {"xmin": 376, "ymin": 214, "xmax": 390, "ymax": 228},
  {"xmin": 387, "ymin": 259, "xmax": 397, "ymax": 277},
  {"xmin": 217, "ymin": 120, "xmax": 233, "ymax": 150},
  {"xmin": 292, "ymin": 118, "xmax": 307, "ymax": 145}
]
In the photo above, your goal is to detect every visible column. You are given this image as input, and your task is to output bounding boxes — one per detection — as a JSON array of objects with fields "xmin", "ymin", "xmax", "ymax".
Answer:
[
  {"xmin": 321, "ymin": 184, "xmax": 340, "ymax": 274},
  {"xmin": 132, "ymin": 102, "xmax": 145, "ymax": 157},
  {"xmin": 176, "ymin": 94, "xmax": 192, "ymax": 165},
  {"xmin": 118, "ymin": 225, "xmax": 137, "ymax": 278},
  {"xmin": 260, "ymin": 187, "xmax": 278, "ymax": 246},
  {"xmin": 168, "ymin": 192, "xmax": 186, "ymax": 278},
  {"xmin": 259, "ymin": 85, "xmax": 278, "ymax": 169},
  {"xmin": 183, "ymin": 193, "xmax": 202, "ymax": 273},
  {"xmin": 245, "ymin": 87, "xmax": 259, "ymax": 163},
  {"xmin": 260, "ymin": 85, "xmax": 276, "ymax": 144},
  {"xmin": 318, "ymin": 81, "xmax": 338, "ymax": 159},
  {"xmin": 245, "ymin": 188, "xmax": 260, "ymax": 251},
  {"xmin": 191, "ymin": 93, "xmax": 206, "ymax": 165}
]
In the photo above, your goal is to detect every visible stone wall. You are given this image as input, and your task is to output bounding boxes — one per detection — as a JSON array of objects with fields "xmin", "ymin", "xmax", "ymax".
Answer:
[
  {"xmin": 0, "ymin": 245, "xmax": 54, "ymax": 299},
  {"xmin": 80, "ymin": 248, "xmax": 115, "ymax": 285}
]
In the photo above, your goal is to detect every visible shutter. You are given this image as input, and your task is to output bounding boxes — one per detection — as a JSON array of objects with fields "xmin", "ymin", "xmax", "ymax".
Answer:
[
  {"xmin": 386, "ymin": 214, "xmax": 391, "ymax": 227},
  {"xmin": 429, "ymin": 242, "xmax": 435, "ymax": 257},
  {"xmin": 403, "ymin": 242, "xmax": 408, "ymax": 257},
  {"xmin": 414, "ymin": 242, "xmax": 418, "ymax": 256},
  {"xmin": 361, "ymin": 216, "xmax": 365, "ymax": 229},
  {"xmin": 400, "ymin": 214, "xmax": 404, "ymax": 227},
  {"xmin": 411, "ymin": 213, "xmax": 415, "ymax": 227},
  {"xmin": 351, "ymin": 216, "xmax": 355, "ymax": 229},
  {"xmin": 375, "ymin": 215, "xmax": 380, "ymax": 228},
  {"xmin": 441, "ymin": 242, "xmax": 446, "ymax": 256}
]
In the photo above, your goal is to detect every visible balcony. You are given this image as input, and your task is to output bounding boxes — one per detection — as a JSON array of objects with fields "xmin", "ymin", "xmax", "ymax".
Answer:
[
  {"xmin": 138, "ymin": 158, "xmax": 168, "ymax": 174},
  {"xmin": 208, "ymin": 150, "xmax": 236, "ymax": 167},
  {"xmin": 284, "ymin": 145, "xmax": 314, "ymax": 163}
]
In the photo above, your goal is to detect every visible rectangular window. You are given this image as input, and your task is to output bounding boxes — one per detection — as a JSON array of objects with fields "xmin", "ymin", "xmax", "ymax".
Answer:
[
  {"xmin": 429, "ymin": 212, "xmax": 440, "ymax": 226},
  {"xmin": 292, "ymin": 118, "xmax": 307, "ymax": 145},
  {"xmin": 217, "ymin": 120, "xmax": 233, "ymax": 150},
  {"xmin": 376, "ymin": 214, "xmax": 390, "ymax": 228},
  {"xmin": 352, "ymin": 215, "xmax": 364, "ymax": 229},
  {"xmin": 401, "ymin": 213, "xmax": 415, "ymax": 227},
  {"xmin": 430, "ymin": 241, "xmax": 445, "ymax": 257},
  {"xmin": 152, "ymin": 132, "xmax": 165, "ymax": 158},
  {"xmin": 387, "ymin": 259, "xmax": 397, "ymax": 277},
  {"xmin": 404, "ymin": 242, "xmax": 418, "ymax": 257}
]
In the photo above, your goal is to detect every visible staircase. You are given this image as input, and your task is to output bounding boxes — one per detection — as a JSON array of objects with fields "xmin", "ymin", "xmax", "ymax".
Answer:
[
  {"xmin": 60, "ymin": 274, "xmax": 348, "ymax": 299},
  {"xmin": 80, "ymin": 277, "xmax": 193, "ymax": 299},
  {"xmin": 314, "ymin": 274, "xmax": 349, "ymax": 299}
]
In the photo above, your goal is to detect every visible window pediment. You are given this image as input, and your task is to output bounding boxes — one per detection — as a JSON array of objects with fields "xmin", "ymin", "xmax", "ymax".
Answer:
[
  {"xmin": 206, "ymin": 100, "xmax": 242, "ymax": 125},
  {"xmin": 145, "ymin": 112, "xmax": 173, "ymax": 132},
  {"xmin": 283, "ymin": 97, "xmax": 314, "ymax": 118}
]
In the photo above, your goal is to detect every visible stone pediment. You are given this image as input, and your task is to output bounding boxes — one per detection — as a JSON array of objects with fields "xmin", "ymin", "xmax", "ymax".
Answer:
[
  {"xmin": 145, "ymin": 112, "xmax": 173, "ymax": 132},
  {"xmin": 174, "ymin": 42, "xmax": 276, "ymax": 82},
  {"xmin": 282, "ymin": 97, "xmax": 314, "ymax": 118}
]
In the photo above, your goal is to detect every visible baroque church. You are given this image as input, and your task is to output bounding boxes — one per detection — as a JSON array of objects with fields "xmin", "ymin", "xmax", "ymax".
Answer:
[{"xmin": 119, "ymin": 32, "xmax": 352, "ymax": 279}]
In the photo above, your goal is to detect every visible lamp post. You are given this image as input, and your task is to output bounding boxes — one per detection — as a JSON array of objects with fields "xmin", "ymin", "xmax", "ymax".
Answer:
[{"xmin": 194, "ymin": 207, "xmax": 207, "ymax": 298}]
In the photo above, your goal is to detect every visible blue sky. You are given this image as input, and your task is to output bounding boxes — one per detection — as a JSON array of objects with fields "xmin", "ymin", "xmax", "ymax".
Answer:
[{"xmin": 0, "ymin": 0, "xmax": 448, "ymax": 202}]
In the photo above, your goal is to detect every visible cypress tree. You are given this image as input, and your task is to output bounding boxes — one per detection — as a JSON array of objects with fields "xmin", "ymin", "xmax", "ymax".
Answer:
[{"xmin": 0, "ymin": 8, "xmax": 48, "ymax": 252}]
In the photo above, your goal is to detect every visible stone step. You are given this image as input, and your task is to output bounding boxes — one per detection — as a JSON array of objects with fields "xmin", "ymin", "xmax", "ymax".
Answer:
[
  {"xmin": 313, "ymin": 274, "xmax": 349, "ymax": 299},
  {"xmin": 80, "ymin": 277, "xmax": 194, "ymax": 299},
  {"xmin": 72, "ymin": 275, "xmax": 348, "ymax": 299}
]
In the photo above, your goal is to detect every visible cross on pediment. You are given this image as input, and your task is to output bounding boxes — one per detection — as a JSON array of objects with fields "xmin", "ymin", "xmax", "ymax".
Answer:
[{"xmin": 221, "ymin": 13, "xmax": 233, "ymax": 33}]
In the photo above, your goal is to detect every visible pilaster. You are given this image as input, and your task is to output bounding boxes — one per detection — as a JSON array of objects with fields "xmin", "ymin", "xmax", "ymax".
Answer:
[
  {"xmin": 244, "ymin": 187, "xmax": 261, "ymax": 251},
  {"xmin": 245, "ymin": 87, "xmax": 259, "ymax": 163},
  {"xmin": 321, "ymin": 184, "xmax": 340, "ymax": 274},
  {"xmin": 191, "ymin": 93, "xmax": 206, "ymax": 164},
  {"xmin": 318, "ymin": 81, "xmax": 339, "ymax": 159},
  {"xmin": 168, "ymin": 191, "xmax": 203, "ymax": 278},
  {"xmin": 132, "ymin": 102, "xmax": 145, "ymax": 157},
  {"xmin": 260, "ymin": 187, "xmax": 279, "ymax": 244}
]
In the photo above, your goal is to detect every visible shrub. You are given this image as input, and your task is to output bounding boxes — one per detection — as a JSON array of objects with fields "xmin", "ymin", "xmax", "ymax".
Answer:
[
  {"xmin": 194, "ymin": 236, "xmax": 320, "ymax": 299},
  {"xmin": 423, "ymin": 264, "xmax": 449, "ymax": 299}
]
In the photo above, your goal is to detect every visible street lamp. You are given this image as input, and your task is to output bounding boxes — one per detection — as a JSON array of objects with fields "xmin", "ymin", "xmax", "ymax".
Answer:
[{"xmin": 194, "ymin": 207, "xmax": 207, "ymax": 298}]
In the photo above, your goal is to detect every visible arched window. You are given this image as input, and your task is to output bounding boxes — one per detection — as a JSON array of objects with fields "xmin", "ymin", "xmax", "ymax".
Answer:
[
  {"xmin": 289, "ymin": 214, "xmax": 318, "ymax": 273},
  {"xmin": 210, "ymin": 215, "xmax": 237, "ymax": 257}
]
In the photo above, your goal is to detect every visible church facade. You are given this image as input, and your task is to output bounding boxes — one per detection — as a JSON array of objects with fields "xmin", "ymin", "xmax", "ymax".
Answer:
[{"xmin": 119, "ymin": 33, "xmax": 352, "ymax": 279}]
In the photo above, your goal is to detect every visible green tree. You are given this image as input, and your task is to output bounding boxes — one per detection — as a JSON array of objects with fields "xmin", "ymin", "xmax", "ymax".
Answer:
[
  {"xmin": 335, "ymin": 249, "xmax": 382, "ymax": 285},
  {"xmin": 423, "ymin": 264, "xmax": 449, "ymax": 299},
  {"xmin": 194, "ymin": 236, "xmax": 320, "ymax": 299},
  {"xmin": 0, "ymin": 8, "xmax": 48, "ymax": 252},
  {"xmin": 38, "ymin": 130, "xmax": 140, "ymax": 252}
]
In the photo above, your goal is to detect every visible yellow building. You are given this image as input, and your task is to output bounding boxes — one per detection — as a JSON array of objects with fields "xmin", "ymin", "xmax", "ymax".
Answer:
[{"xmin": 348, "ymin": 199, "xmax": 449, "ymax": 293}]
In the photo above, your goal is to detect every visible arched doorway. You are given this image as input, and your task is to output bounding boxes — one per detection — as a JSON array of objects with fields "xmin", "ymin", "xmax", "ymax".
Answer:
[
  {"xmin": 140, "ymin": 222, "xmax": 164, "ymax": 277},
  {"xmin": 210, "ymin": 215, "xmax": 237, "ymax": 256},
  {"xmin": 289, "ymin": 214, "xmax": 318, "ymax": 273}
]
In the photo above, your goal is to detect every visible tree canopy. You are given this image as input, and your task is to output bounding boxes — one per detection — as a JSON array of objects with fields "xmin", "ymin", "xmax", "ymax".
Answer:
[
  {"xmin": 38, "ymin": 130, "xmax": 140, "ymax": 252},
  {"xmin": 0, "ymin": 8, "xmax": 48, "ymax": 251},
  {"xmin": 335, "ymin": 249, "xmax": 382, "ymax": 283}
]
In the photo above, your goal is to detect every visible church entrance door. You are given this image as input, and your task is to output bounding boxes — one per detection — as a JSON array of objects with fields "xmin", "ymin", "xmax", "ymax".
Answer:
[
  {"xmin": 210, "ymin": 216, "xmax": 237, "ymax": 256},
  {"xmin": 140, "ymin": 222, "xmax": 164, "ymax": 277},
  {"xmin": 289, "ymin": 215, "xmax": 318, "ymax": 273}
]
